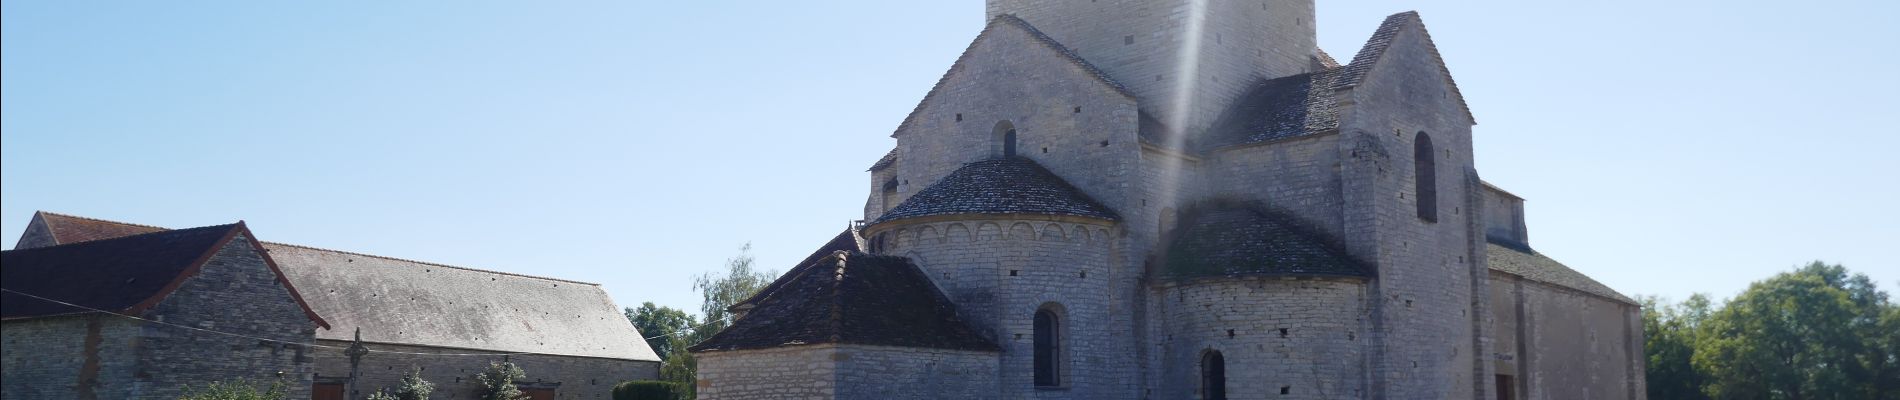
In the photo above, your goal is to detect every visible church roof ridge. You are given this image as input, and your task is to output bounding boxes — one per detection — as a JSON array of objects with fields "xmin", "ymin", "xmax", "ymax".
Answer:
[
  {"xmin": 889, "ymin": 13, "xmax": 1134, "ymax": 138},
  {"xmin": 868, "ymin": 157, "xmax": 1119, "ymax": 226},
  {"xmin": 1338, "ymin": 11, "xmax": 1476, "ymax": 123}
]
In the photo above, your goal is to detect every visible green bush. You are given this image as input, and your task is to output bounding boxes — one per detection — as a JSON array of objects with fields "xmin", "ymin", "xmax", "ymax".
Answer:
[
  {"xmin": 177, "ymin": 379, "xmax": 287, "ymax": 400},
  {"xmin": 473, "ymin": 361, "xmax": 528, "ymax": 400},
  {"xmin": 612, "ymin": 380, "xmax": 682, "ymax": 400}
]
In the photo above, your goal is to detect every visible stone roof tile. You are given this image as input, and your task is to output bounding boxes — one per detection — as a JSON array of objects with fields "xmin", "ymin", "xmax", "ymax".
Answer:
[
  {"xmin": 870, "ymin": 157, "xmax": 1118, "ymax": 225},
  {"xmin": 1163, "ymin": 202, "xmax": 1371, "ymax": 279},
  {"xmin": 1486, "ymin": 240, "xmax": 1636, "ymax": 305},
  {"xmin": 690, "ymin": 251, "xmax": 997, "ymax": 353}
]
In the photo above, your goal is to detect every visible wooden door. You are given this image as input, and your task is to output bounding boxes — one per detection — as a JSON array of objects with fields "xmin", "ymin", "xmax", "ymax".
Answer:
[
  {"xmin": 522, "ymin": 387, "xmax": 556, "ymax": 400},
  {"xmin": 311, "ymin": 383, "xmax": 345, "ymax": 400}
]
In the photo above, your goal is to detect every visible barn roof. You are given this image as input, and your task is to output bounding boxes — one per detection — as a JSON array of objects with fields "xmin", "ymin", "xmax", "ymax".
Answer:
[
  {"xmin": 690, "ymin": 251, "xmax": 997, "ymax": 353},
  {"xmin": 10, "ymin": 212, "xmax": 657, "ymax": 361},
  {"xmin": 1, "ymin": 223, "xmax": 327, "ymax": 328},
  {"xmin": 870, "ymin": 158, "xmax": 1117, "ymax": 226},
  {"xmin": 1162, "ymin": 202, "xmax": 1370, "ymax": 279}
]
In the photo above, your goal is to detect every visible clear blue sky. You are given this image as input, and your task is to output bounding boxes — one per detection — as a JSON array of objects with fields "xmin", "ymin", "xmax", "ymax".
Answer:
[{"xmin": 5, "ymin": 1, "xmax": 1895, "ymax": 316}]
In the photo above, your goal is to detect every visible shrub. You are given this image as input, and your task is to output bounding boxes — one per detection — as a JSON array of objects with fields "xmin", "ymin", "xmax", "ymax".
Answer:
[
  {"xmin": 177, "ymin": 379, "xmax": 287, "ymax": 400},
  {"xmin": 611, "ymin": 380, "xmax": 682, "ymax": 400},
  {"xmin": 368, "ymin": 367, "xmax": 434, "ymax": 400},
  {"xmin": 473, "ymin": 361, "xmax": 528, "ymax": 400}
]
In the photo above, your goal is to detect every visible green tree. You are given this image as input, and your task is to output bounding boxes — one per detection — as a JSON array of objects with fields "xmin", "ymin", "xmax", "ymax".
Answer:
[
  {"xmin": 473, "ymin": 361, "xmax": 527, "ymax": 400},
  {"xmin": 177, "ymin": 379, "xmax": 287, "ymax": 400},
  {"xmin": 659, "ymin": 243, "xmax": 778, "ymax": 399},
  {"xmin": 1692, "ymin": 262, "xmax": 1890, "ymax": 399},
  {"xmin": 1643, "ymin": 294, "xmax": 1710, "ymax": 400},
  {"xmin": 627, "ymin": 302, "xmax": 697, "ymax": 359}
]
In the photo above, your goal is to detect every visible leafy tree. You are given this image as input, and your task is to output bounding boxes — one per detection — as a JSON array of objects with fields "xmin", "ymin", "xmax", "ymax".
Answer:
[
  {"xmin": 657, "ymin": 243, "xmax": 778, "ymax": 400},
  {"xmin": 1692, "ymin": 262, "xmax": 1894, "ymax": 399},
  {"xmin": 1643, "ymin": 294, "xmax": 1710, "ymax": 400},
  {"xmin": 177, "ymin": 379, "xmax": 287, "ymax": 400},
  {"xmin": 473, "ymin": 361, "xmax": 527, "ymax": 400},
  {"xmin": 627, "ymin": 302, "xmax": 697, "ymax": 359}
]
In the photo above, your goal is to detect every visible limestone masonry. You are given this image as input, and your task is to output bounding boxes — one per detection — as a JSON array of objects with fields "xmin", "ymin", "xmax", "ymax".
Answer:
[{"xmin": 693, "ymin": 1, "xmax": 1644, "ymax": 399}]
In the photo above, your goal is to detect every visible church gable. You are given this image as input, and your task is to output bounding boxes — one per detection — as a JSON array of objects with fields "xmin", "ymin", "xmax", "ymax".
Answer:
[
  {"xmin": 890, "ymin": 14, "xmax": 1132, "ymax": 139},
  {"xmin": 1338, "ymin": 11, "xmax": 1476, "ymax": 125}
]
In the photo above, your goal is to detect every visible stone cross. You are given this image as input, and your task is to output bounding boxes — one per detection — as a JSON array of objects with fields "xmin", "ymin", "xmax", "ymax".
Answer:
[{"xmin": 346, "ymin": 328, "xmax": 369, "ymax": 398}]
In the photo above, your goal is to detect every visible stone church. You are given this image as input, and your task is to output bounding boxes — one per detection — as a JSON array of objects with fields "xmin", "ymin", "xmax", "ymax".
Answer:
[
  {"xmin": 2, "ymin": 212, "xmax": 660, "ymax": 399},
  {"xmin": 690, "ymin": 2, "xmax": 1644, "ymax": 399}
]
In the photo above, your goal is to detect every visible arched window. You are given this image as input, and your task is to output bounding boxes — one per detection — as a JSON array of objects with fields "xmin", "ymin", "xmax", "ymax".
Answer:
[
  {"xmin": 1201, "ymin": 350, "xmax": 1227, "ymax": 400},
  {"xmin": 1414, "ymin": 132, "xmax": 1438, "ymax": 223},
  {"xmin": 994, "ymin": 121, "xmax": 1018, "ymax": 158},
  {"xmin": 1033, "ymin": 306, "xmax": 1062, "ymax": 386}
]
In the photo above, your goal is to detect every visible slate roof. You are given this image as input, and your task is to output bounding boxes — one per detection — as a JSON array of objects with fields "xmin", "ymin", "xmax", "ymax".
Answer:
[
  {"xmin": 1162, "ymin": 203, "xmax": 1370, "ymax": 279},
  {"xmin": 870, "ymin": 158, "xmax": 1117, "ymax": 225},
  {"xmin": 1196, "ymin": 68, "xmax": 1343, "ymax": 151},
  {"xmin": 12, "ymin": 212, "xmax": 658, "ymax": 361},
  {"xmin": 1, "ymin": 223, "xmax": 328, "ymax": 329},
  {"xmin": 1315, "ymin": 49, "xmax": 1342, "ymax": 68},
  {"xmin": 1486, "ymin": 240, "xmax": 1636, "ymax": 305},
  {"xmin": 690, "ymin": 251, "xmax": 997, "ymax": 353},
  {"xmin": 867, "ymin": 148, "xmax": 898, "ymax": 171}
]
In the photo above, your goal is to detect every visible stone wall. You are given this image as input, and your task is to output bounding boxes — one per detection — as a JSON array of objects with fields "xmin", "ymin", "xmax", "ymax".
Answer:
[
  {"xmin": 1333, "ymin": 17, "xmax": 1485, "ymax": 399},
  {"xmin": 1, "ymin": 315, "xmax": 143, "ymax": 400},
  {"xmin": 1153, "ymin": 277, "xmax": 1369, "ymax": 399},
  {"xmin": 986, "ymin": 0, "xmax": 1318, "ymax": 132},
  {"xmin": 1489, "ymin": 274, "xmax": 1645, "ymax": 400},
  {"xmin": 878, "ymin": 15, "xmax": 1141, "ymax": 224},
  {"xmin": 696, "ymin": 345, "xmax": 838, "ymax": 400},
  {"xmin": 835, "ymin": 345, "xmax": 999, "ymax": 399},
  {"xmin": 310, "ymin": 340, "xmax": 659, "ymax": 400},
  {"xmin": 133, "ymin": 233, "xmax": 319, "ymax": 399},
  {"xmin": 1480, "ymin": 185, "xmax": 1528, "ymax": 245},
  {"xmin": 1202, "ymin": 135, "xmax": 1347, "ymax": 238},
  {"xmin": 865, "ymin": 217, "xmax": 1129, "ymax": 398}
]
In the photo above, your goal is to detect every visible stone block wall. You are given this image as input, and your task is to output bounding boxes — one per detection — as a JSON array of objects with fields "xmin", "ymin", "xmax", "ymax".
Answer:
[
  {"xmin": 986, "ymin": 0, "xmax": 1317, "ymax": 132},
  {"xmin": 879, "ymin": 15, "xmax": 1141, "ymax": 223},
  {"xmin": 696, "ymin": 345, "xmax": 839, "ymax": 400},
  {"xmin": 834, "ymin": 345, "xmax": 999, "ymax": 399},
  {"xmin": 1489, "ymin": 274, "xmax": 1644, "ymax": 400},
  {"xmin": 310, "ymin": 340, "xmax": 659, "ymax": 400},
  {"xmin": 1480, "ymin": 185, "xmax": 1528, "ymax": 245},
  {"xmin": 1333, "ymin": 18, "xmax": 1484, "ymax": 399},
  {"xmin": 133, "ymin": 233, "xmax": 319, "ymax": 399},
  {"xmin": 866, "ymin": 217, "xmax": 1131, "ymax": 398},
  {"xmin": 1152, "ymin": 277, "xmax": 1369, "ymax": 399},
  {"xmin": 1202, "ymin": 135, "xmax": 1347, "ymax": 238},
  {"xmin": 1, "ymin": 315, "xmax": 143, "ymax": 400}
]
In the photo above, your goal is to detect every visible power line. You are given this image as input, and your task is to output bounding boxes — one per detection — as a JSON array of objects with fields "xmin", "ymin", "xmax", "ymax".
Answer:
[{"xmin": 1, "ymin": 288, "xmax": 538, "ymax": 357}]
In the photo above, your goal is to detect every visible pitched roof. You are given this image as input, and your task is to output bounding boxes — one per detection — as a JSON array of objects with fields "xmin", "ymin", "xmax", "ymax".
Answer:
[
  {"xmin": 1337, "ymin": 11, "xmax": 1476, "ymax": 123},
  {"xmin": 1, "ymin": 223, "xmax": 328, "ymax": 329},
  {"xmin": 23, "ymin": 211, "xmax": 166, "ymax": 249},
  {"xmin": 891, "ymin": 14, "xmax": 1132, "ymax": 138},
  {"xmin": 869, "ymin": 157, "xmax": 1118, "ymax": 226},
  {"xmin": 266, "ymin": 243, "xmax": 658, "ymax": 361},
  {"xmin": 1486, "ymin": 240, "xmax": 1636, "ymax": 305},
  {"xmin": 867, "ymin": 148, "xmax": 897, "ymax": 171},
  {"xmin": 1315, "ymin": 49, "xmax": 1342, "ymax": 68},
  {"xmin": 690, "ymin": 251, "xmax": 997, "ymax": 353},
  {"xmin": 1196, "ymin": 68, "xmax": 1343, "ymax": 151},
  {"xmin": 1162, "ymin": 202, "xmax": 1371, "ymax": 279},
  {"xmin": 730, "ymin": 228, "xmax": 864, "ymax": 313},
  {"xmin": 12, "ymin": 212, "xmax": 656, "ymax": 361}
]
